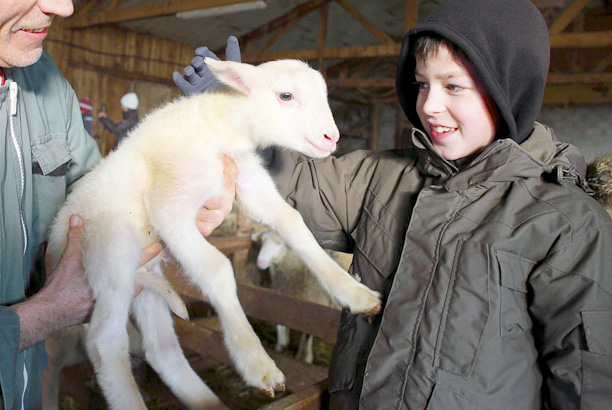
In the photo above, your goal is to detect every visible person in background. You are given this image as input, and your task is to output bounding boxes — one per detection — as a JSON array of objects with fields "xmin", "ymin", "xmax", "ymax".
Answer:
[
  {"xmin": 1, "ymin": 2, "xmax": 235, "ymax": 409},
  {"xmin": 98, "ymin": 91, "xmax": 139, "ymax": 151},
  {"xmin": 78, "ymin": 98, "xmax": 94, "ymax": 138},
  {"xmin": 176, "ymin": 0, "xmax": 612, "ymax": 408}
]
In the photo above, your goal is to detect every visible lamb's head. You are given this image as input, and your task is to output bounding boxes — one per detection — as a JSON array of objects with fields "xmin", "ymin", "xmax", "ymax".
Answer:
[{"xmin": 204, "ymin": 57, "xmax": 340, "ymax": 158}]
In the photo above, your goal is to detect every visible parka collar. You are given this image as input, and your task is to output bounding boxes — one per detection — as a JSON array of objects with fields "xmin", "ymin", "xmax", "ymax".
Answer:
[{"xmin": 412, "ymin": 122, "xmax": 577, "ymax": 192}]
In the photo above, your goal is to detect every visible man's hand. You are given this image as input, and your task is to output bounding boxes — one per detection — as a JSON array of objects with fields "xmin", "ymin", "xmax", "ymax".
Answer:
[
  {"xmin": 172, "ymin": 36, "xmax": 242, "ymax": 96},
  {"xmin": 196, "ymin": 154, "xmax": 238, "ymax": 237},
  {"xmin": 11, "ymin": 215, "xmax": 165, "ymax": 351}
]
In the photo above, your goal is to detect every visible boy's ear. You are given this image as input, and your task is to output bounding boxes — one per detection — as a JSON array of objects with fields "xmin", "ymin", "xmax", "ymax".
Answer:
[{"xmin": 204, "ymin": 58, "xmax": 257, "ymax": 95}]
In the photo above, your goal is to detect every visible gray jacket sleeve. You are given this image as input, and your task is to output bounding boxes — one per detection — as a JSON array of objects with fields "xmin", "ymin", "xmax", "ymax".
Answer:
[{"xmin": 267, "ymin": 148, "xmax": 379, "ymax": 253}]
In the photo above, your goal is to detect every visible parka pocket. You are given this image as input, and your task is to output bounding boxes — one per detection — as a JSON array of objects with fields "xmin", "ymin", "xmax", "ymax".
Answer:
[
  {"xmin": 496, "ymin": 251, "xmax": 534, "ymax": 341},
  {"xmin": 436, "ymin": 240, "xmax": 490, "ymax": 376},
  {"xmin": 30, "ymin": 134, "xmax": 71, "ymax": 244},
  {"xmin": 31, "ymin": 134, "xmax": 71, "ymax": 176}
]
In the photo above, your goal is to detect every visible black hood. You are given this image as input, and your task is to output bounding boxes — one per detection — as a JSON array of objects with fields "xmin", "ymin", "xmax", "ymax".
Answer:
[{"xmin": 396, "ymin": 0, "xmax": 549, "ymax": 144}]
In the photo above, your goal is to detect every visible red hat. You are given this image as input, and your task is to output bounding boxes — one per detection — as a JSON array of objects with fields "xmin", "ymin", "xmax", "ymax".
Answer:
[{"xmin": 79, "ymin": 98, "xmax": 93, "ymax": 113}]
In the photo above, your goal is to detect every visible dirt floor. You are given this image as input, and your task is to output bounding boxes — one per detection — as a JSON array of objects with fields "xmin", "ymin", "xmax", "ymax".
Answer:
[{"xmin": 56, "ymin": 318, "xmax": 334, "ymax": 410}]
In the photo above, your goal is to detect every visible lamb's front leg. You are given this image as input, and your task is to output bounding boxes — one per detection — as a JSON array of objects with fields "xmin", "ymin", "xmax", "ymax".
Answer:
[
  {"xmin": 149, "ymin": 199, "xmax": 285, "ymax": 397},
  {"xmin": 236, "ymin": 162, "xmax": 381, "ymax": 316}
]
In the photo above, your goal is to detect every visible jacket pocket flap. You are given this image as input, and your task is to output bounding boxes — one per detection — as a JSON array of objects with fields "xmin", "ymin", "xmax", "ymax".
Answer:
[
  {"xmin": 582, "ymin": 311, "xmax": 612, "ymax": 355},
  {"xmin": 31, "ymin": 137, "xmax": 71, "ymax": 176},
  {"xmin": 496, "ymin": 251, "xmax": 535, "ymax": 293}
]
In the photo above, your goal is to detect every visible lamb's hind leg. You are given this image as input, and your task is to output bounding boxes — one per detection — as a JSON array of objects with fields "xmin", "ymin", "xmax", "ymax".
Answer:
[
  {"xmin": 130, "ymin": 266, "xmax": 227, "ymax": 410},
  {"xmin": 82, "ymin": 216, "xmax": 153, "ymax": 410},
  {"xmin": 151, "ymin": 211, "xmax": 285, "ymax": 396},
  {"xmin": 236, "ymin": 162, "xmax": 381, "ymax": 316},
  {"xmin": 86, "ymin": 272, "xmax": 145, "ymax": 409}
]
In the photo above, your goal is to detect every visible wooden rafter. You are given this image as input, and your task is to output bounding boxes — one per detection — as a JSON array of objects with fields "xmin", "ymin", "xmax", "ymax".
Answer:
[
  {"xmin": 548, "ymin": 0, "xmax": 589, "ymax": 34},
  {"xmin": 236, "ymin": 0, "xmax": 331, "ymax": 47},
  {"xmin": 335, "ymin": 0, "xmax": 395, "ymax": 45}
]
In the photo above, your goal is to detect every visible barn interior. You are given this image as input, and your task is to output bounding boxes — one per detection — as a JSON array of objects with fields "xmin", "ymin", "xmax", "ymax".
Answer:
[{"xmin": 43, "ymin": 0, "xmax": 612, "ymax": 408}]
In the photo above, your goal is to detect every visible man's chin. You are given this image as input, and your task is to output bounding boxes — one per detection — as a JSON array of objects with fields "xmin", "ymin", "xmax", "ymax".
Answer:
[{"xmin": 1, "ymin": 46, "xmax": 43, "ymax": 68}]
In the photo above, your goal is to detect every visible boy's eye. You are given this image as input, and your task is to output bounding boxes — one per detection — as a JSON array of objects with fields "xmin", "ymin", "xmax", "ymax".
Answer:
[
  {"xmin": 413, "ymin": 81, "xmax": 428, "ymax": 90},
  {"xmin": 279, "ymin": 92, "xmax": 294, "ymax": 101},
  {"xmin": 446, "ymin": 84, "xmax": 465, "ymax": 92}
]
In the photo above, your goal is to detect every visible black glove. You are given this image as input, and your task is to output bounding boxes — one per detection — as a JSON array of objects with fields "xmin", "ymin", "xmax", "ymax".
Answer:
[{"xmin": 172, "ymin": 36, "xmax": 242, "ymax": 96}]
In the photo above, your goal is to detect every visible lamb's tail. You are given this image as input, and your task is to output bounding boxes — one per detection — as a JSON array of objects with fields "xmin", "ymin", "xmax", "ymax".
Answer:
[{"xmin": 135, "ymin": 252, "xmax": 189, "ymax": 321}]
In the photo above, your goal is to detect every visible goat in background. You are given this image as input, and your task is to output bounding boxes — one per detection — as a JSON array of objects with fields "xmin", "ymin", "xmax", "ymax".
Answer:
[{"xmin": 252, "ymin": 231, "xmax": 351, "ymax": 364}]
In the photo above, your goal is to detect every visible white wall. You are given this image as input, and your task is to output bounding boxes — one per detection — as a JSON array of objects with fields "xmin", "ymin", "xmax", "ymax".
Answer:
[{"xmin": 537, "ymin": 105, "xmax": 612, "ymax": 163}]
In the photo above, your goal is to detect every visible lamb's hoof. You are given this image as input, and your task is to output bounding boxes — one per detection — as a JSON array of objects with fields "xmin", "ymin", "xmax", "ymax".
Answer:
[
  {"xmin": 360, "ymin": 301, "xmax": 382, "ymax": 316},
  {"xmin": 260, "ymin": 382, "xmax": 285, "ymax": 398},
  {"xmin": 347, "ymin": 288, "xmax": 383, "ymax": 316}
]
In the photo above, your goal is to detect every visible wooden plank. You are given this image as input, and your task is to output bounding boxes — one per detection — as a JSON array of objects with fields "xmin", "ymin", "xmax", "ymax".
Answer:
[
  {"xmin": 165, "ymin": 266, "xmax": 342, "ymax": 342},
  {"xmin": 548, "ymin": 0, "xmax": 590, "ymax": 35},
  {"xmin": 236, "ymin": 283, "xmax": 341, "ymax": 342},
  {"xmin": 175, "ymin": 318, "xmax": 329, "ymax": 393},
  {"xmin": 70, "ymin": 0, "xmax": 262, "ymax": 28},
  {"xmin": 259, "ymin": 379, "xmax": 329, "ymax": 410},
  {"xmin": 336, "ymin": 0, "xmax": 395, "ymax": 45}
]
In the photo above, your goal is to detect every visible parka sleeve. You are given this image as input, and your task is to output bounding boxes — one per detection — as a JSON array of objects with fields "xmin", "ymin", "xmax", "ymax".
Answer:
[
  {"xmin": 529, "ymin": 217, "xmax": 612, "ymax": 409},
  {"xmin": 266, "ymin": 148, "xmax": 380, "ymax": 253}
]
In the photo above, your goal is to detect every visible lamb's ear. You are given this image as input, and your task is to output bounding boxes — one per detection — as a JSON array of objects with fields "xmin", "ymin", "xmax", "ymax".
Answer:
[{"xmin": 204, "ymin": 57, "xmax": 257, "ymax": 95}]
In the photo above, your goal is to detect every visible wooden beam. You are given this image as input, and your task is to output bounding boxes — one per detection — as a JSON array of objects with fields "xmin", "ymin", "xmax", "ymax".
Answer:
[
  {"xmin": 69, "ymin": 0, "xmax": 262, "ymax": 28},
  {"xmin": 335, "ymin": 0, "xmax": 395, "ymax": 45},
  {"xmin": 547, "ymin": 72, "xmax": 612, "ymax": 85},
  {"xmin": 405, "ymin": 0, "xmax": 419, "ymax": 32},
  {"xmin": 548, "ymin": 0, "xmax": 589, "ymax": 35},
  {"xmin": 243, "ymin": 43, "xmax": 402, "ymax": 62},
  {"xmin": 327, "ymin": 77, "xmax": 395, "ymax": 88},
  {"xmin": 544, "ymin": 84, "xmax": 612, "ymax": 104},
  {"xmin": 550, "ymin": 31, "xmax": 612, "ymax": 47},
  {"xmin": 318, "ymin": 3, "xmax": 329, "ymax": 74},
  {"xmin": 73, "ymin": 0, "xmax": 97, "ymax": 19}
]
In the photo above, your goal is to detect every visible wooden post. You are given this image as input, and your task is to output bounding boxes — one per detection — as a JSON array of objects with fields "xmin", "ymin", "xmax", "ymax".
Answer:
[
  {"xmin": 369, "ymin": 102, "xmax": 380, "ymax": 151},
  {"xmin": 318, "ymin": 2, "xmax": 329, "ymax": 76},
  {"xmin": 405, "ymin": 0, "xmax": 419, "ymax": 32}
]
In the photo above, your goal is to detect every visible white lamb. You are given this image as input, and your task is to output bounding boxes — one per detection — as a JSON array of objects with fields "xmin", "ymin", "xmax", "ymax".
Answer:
[{"xmin": 47, "ymin": 57, "xmax": 382, "ymax": 410}]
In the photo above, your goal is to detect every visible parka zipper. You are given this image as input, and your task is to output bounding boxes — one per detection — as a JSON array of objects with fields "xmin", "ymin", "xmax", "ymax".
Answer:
[
  {"xmin": 8, "ymin": 80, "xmax": 27, "ymax": 255},
  {"xmin": 7, "ymin": 79, "xmax": 29, "ymax": 410}
]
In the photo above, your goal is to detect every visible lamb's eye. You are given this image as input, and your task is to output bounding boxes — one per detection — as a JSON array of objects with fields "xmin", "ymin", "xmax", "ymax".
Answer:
[{"xmin": 279, "ymin": 92, "xmax": 293, "ymax": 101}]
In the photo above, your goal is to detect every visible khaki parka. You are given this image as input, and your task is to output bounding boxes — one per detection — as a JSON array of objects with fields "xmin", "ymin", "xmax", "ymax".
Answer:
[{"xmin": 270, "ymin": 123, "xmax": 612, "ymax": 409}]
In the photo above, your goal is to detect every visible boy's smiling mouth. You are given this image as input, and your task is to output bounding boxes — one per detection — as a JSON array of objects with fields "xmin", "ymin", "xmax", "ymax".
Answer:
[{"xmin": 429, "ymin": 124, "xmax": 457, "ymax": 140}]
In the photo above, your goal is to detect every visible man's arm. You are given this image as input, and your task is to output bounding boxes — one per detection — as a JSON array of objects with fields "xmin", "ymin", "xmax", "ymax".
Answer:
[{"xmin": 10, "ymin": 216, "xmax": 163, "ymax": 352}]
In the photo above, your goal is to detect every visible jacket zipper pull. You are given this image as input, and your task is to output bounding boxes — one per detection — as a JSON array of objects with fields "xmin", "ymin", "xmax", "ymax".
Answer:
[{"xmin": 9, "ymin": 80, "xmax": 18, "ymax": 116}]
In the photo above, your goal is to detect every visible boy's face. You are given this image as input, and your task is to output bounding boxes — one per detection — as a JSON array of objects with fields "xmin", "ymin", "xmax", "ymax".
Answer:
[
  {"xmin": 0, "ymin": 0, "xmax": 73, "ymax": 68},
  {"xmin": 415, "ymin": 45, "xmax": 498, "ymax": 161}
]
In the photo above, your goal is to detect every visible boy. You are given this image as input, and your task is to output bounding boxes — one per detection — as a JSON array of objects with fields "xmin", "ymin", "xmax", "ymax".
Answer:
[{"xmin": 177, "ymin": 0, "xmax": 612, "ymax": 408}]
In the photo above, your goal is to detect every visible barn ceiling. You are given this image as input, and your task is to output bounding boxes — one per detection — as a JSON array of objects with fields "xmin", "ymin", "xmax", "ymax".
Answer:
[{"xmin": 69, "ymin": 0, "xmax": 612, "ymax": 105}]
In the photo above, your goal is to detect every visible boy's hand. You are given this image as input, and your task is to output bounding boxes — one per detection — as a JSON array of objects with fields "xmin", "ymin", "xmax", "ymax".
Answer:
[
  {"xmin": 172, "ymin": 36, "xmax": 241, "ymax": 96},
  {"xmin": 196, "ymin": 154, "xmax": 238, "ymax": 237}
]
